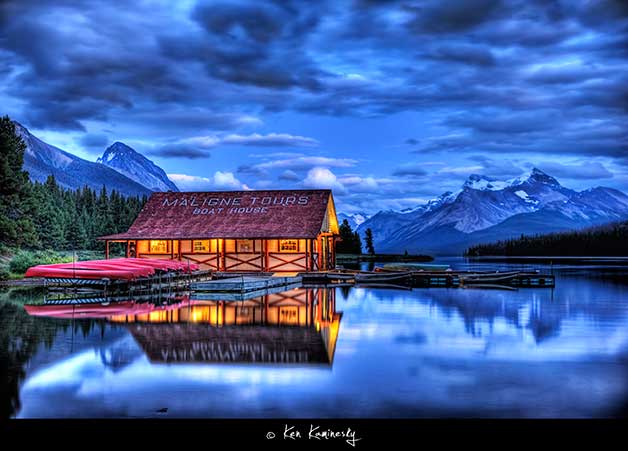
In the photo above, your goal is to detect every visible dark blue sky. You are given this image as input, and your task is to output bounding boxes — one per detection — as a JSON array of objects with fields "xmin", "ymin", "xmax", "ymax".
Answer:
[{"xmin": 1, "ymin": 0, "xmax": 627, "ymax": 214}]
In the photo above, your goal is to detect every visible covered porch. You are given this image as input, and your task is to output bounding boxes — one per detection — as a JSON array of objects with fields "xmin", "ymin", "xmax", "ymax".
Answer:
[{"xmin": 105, "ymin": 235, "xmax": 337, "ymax": 272}]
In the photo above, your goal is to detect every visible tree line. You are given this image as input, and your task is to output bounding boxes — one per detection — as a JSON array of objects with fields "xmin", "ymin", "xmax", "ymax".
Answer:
[
  {"xmin": 336, "ymin": 219, "xmax": 375, "ymax": 254},
  {"xmin": 0, "ymin": 116, "xmax": 147, "ymax": 251},
  {"xmin": 464, "ymin": 221, "xmax": 628, "ymax": 257}
]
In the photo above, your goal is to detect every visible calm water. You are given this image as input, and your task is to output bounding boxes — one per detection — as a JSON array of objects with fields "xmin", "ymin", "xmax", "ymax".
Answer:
[{"xmin": 2, "ymin": 258, "xmax": 628, "ymax": 418}]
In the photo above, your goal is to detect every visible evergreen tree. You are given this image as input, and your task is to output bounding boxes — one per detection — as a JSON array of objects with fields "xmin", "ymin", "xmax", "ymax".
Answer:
[
  {"xmin": 337, "ymin": 219, "xmax": 362, "ymax": 254},
  {"xmin": 0, "ymin": 117, "xmax": 37, "ymax": 247},
  {"xmin": 364, "ymin": 228, "xmax": 375, "ymax": 255},
  {"xmin": 0, "ymin": 116, "xmax": 149, "ymax": 252},
  {"xmin": 464, "ymin": 221, "xmax": 628, "ymax": 257},
  {"xmin": 353, "ymin": 231, "xmax": 362, "ymax": 254}
]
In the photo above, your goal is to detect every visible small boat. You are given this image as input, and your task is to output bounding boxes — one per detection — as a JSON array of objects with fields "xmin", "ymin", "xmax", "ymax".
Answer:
[
  {"xmin": 463, "ymin": 284, "xmax": 518, "ymax": 291},
  {"xmin": 24, "ymin": 257, "xmax": 200, "ymax": 281},
  {"xmin": 24, "ymin": 266, "xmax": 143, "ymax": 280},
  {"xmin": 24, "ymin": 301, "xmax": 139, "ymax": 318},
  {"xmin": 355, "ymin": 282, "xmax": 413, "ymax": 291},
  {"xmin": 380, "ymin": 263, "xmax": 451, "ymax": 272},
  {"xmin": 354, "ymin": 271, "xmax": 413, "ymax": 284},
  {"xmin": 461, "ymin": 273, "xmax": 520, "ymax": 284},
  {"xmin": 24, "ymin": 297, "xmax": 194, "ymax": 319}
]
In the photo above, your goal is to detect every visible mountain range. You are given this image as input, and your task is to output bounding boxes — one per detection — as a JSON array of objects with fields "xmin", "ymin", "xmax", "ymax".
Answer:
[
  {"xmin": 97, "ymin": 142, "xmax": 179, "ymax": 192},
  {"xmin": 356, "ymin": 169, "xmax": 628, "ymax": 255},
  {"xmin": 14, "ymin": 122, "xmax": 178, "ymax": 196},
  {"xmin": 14, "ymin": 122, "xmax": 628, "ymax": 255},
  {"xmin": 337, "ymin": 212, "xmax": 369, "ymax": 230}
]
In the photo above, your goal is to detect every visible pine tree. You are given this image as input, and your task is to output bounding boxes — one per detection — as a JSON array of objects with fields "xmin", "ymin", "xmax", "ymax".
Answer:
[
  {"xmin": 364, "ymin": 228, "xmax": 375, "ymax": 255},
  {"xmin": 353, "ymin": 231, "xmax": 362, "ymax": 254},
  {"xmin": 0, "ymin": 117, "xmax": 38, "ymax": 247},
  {"xmin": 337, "ymin": 219, "xmax": 357, "ymax": 254}
]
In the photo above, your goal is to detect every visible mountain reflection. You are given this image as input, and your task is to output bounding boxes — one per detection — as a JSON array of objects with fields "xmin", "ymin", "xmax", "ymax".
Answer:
[{"xmin": 5, "ymin": 267, "xmax": 628, "ymax": 418}]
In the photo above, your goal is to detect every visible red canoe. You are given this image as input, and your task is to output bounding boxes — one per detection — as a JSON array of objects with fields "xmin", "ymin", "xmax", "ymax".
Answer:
[
  {"xmin": 24, "ymin": 301, "xmax": 139, "ymax": 318},
  {"xmin": 24, "ymin": 266, "xmax": 143, "ymax": 280},
  {"xmin": 24, "ymin": 257, "xmax": 199, "ymax": 280},
  {"xmin": 24, "ymin": 297, "xmax": 193, "ymax": 319}
]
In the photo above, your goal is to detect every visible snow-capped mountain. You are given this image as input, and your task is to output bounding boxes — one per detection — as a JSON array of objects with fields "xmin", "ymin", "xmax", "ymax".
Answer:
[
  {"xmin": 357, "ymin": 168, "xmax": 628, "ymax": 254},
  {"xmin": 14, "ymin": 122, "xmax": 152, "ymax": 197},
  {"xmin": 97, "ymin": 142, "xmax": 179, "ymax": 192},
  {"xmin": 337, "ymin": 212, "xmax": 370, "ymax": 230}
]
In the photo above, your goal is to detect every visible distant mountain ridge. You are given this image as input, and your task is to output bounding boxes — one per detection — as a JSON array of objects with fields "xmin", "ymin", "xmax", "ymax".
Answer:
[
  {"xmin": 15, "ymin": 122, "xmax": 152, "ymax": 197},
  {"xmin": 98, "ymin": 142, "xmax": 179, "ymax": 192},
  {"xmin": 13, "ymin": 122, "xmax": 178, "ymax": 197},
  {"xmin": 355, "ymin": 168, "xmax": 628, "ymax": 255},
  {"xmin": 337, "ymin": 212, "xmax": 370, "ymax": 230}
]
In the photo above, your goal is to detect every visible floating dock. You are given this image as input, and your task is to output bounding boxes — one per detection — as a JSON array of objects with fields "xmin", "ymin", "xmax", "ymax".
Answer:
[
  {"xmin": 301, "ymin": 269, "xmax": 554, "ymax": 289},
  {"xmin": 191, "ymin": 275, "xmax": 303, "ymax": 293},
  {"xmin": 20, "ymin": 256, "xmax": 554, "ymax": 294}
]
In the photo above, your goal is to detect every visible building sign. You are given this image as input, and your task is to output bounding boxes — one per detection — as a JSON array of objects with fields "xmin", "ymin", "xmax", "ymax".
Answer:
[{"xmin": 161, "ymin": 195, "xmax": 310, "ymax": 216}]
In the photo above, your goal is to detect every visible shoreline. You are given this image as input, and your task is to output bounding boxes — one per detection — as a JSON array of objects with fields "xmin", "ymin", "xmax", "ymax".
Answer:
[{"xmin": 336, "ymin": 253, "xmax": 434, "ymax": 263}]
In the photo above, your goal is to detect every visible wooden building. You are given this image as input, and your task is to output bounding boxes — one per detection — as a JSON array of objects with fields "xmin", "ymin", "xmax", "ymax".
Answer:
[{"xmin": 99, "ymin": 189, "xmax": 339, "ymax": 272}]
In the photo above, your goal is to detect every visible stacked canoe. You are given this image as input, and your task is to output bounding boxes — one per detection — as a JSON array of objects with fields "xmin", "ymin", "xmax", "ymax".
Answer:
[
  {"xmin": 24, "ymin": 257, "xmax": 199, "ymax": 281},
  {"xmin": 24, "ymin": 296, "xmax": 193, "ymax": 318}
]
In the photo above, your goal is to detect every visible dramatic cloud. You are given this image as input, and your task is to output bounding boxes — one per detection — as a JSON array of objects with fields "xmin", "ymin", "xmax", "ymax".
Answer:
[
  {"xmin": 167, "ymin": 172, "xmax": 248, "ymax": 190},
  {"xmin": 393, "ymin": 163, "xmax": 428, "ymax": 177},
  {"xmin": 1, "ymin": 0, "xmax": 627, "ymax": 213},
  {"xmin": 302, "ymin": 167, "xmax": 346, "ymax": 193},
  {"xmin": 150, "ymin": 132, "xmax": 318, "ymax": 158},
  {"xmin": 536, "ymin": 161, "xmax": 614, "ymax": 180},
  {"xmin": 278, "ymin": 169, "xmax": 300, "ymax": 181},
  {"xmin": 77, "ymin": 133, "xmax": 109, "ymax": 151},
  {"xmin": 238, "ymin": 156, "xmax": 358, "ymax": 175}
]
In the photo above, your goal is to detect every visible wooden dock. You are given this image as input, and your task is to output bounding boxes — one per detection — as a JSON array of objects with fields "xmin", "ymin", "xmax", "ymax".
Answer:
[
  {"xmin": 190, "ymin": 282, "xmax": 303, "ymax": 301},
  {"xmin": 301, "ymin": 269, "xmax": 554, "ymax": 289},
  {"xmin": 191, "ymin": 275, "xmax": 303, "ymax": 293}
]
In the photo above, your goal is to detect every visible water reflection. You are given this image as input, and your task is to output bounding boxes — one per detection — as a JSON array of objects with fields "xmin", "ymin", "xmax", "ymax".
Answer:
[
  {"xmin": 24, "ymin": 287, "xmax": 341, "ymax": 366},
  {"xmin": 2, "ymin": 264, "xmax": 628, "ymax": 418}
]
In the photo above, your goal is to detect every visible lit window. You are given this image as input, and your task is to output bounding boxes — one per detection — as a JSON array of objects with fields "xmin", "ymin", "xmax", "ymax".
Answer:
[
  {"xmin": 279, "ymin": 239, "xmax": 298, "ymax": 252},
  {"xmin": 149, "ymin": 240, "xmax": 168, "ymax": 253},
  {"xmin": 279, "ymin": 306, "xmax": 299, "ymax": 325},
  {"xmin": 193, "ymin": 240, "xmax": 209, "ymax": 252},
  {"xmin": 237, "ymin": 239, "xmax": 254, "ymax": 252}
]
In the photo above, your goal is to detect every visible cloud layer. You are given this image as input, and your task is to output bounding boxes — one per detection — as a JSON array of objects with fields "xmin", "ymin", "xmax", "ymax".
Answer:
[{"xmin": 1, "ymin": 0, "xmax": 627, "ymax": 213}]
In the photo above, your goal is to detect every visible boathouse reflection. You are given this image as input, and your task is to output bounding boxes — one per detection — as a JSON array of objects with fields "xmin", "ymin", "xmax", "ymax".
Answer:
[{"xmin": 108, "ymin": 287, "xmax": 341, "ymax": 365}]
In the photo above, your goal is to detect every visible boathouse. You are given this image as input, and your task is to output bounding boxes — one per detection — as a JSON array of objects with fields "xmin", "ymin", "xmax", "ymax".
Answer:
[{"xmin": 99, "ymin": 189, "xmax": 339, "ymax": 272}]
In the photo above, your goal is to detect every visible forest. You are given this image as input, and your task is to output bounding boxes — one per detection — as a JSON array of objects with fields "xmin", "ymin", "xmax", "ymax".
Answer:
[
  {"xmin": 465, "ymin": 221, "xmax": 628, "ymax": 257},
  {"xmin": 0, "ymin": 116, "xmax": 146, "ymax": 275}
]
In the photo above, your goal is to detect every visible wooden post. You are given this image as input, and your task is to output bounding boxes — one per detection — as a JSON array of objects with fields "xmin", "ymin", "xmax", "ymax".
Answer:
[
  {"xmin": 221, "ymin": 239, "xmax": 226, "ymax": 272},
  {"xmin": 105, "ymin": 240, "xmax": 110, "ymax": 260},
  {"xmin": 178, "ymin": 240, "xmax": 182, "ymax": 261},
  {"xmin": 263, "ymin": 239, "xmax": 269, "ymax": 272},
  {"xmin": 304, "ymin": 239, "xmax": 309, "ymax": 272},
  {"xmin": 125, "ymin": 240, "xmax": 129, "ymax": 258},
  {"xmin": 330, "ymin": 237, "xmax": 335, "ymax": 269}
]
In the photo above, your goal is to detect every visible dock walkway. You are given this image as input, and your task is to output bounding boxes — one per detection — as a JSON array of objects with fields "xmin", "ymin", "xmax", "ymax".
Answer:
[{"xmin": 191, "ymin": 275, "xmax": 303, "ymax": 293}]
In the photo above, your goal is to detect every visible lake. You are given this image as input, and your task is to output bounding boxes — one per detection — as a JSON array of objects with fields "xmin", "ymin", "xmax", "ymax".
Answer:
[{"xmin": 2, "ymin": 257, "xmax": 628, "ymax": 418}]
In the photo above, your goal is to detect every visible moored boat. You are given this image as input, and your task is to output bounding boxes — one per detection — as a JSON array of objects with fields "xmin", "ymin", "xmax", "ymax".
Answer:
[{"xmin": 380, "ymin": 263, "xmax": 451, "ymax": 272}]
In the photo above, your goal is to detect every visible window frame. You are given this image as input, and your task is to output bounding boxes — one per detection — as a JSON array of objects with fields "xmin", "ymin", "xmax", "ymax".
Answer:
[
  {"xmin": 148, "ymin": 240, "xmax": 170, "ymax": 254},
  {"xmin": 192, "ymin": 239, "xmax": 210, "ymax": 253},
  {"xmin": 278, "ymin": 239, "xmax": 299, "ymax": 253},
  {"xmin": 236, "ymin": 239, "xmax": 256, "ymax": 253}
]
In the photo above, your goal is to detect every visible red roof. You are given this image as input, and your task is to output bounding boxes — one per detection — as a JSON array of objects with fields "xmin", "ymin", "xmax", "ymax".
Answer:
[{"xmin": 100, "ymin": 189, "xmax": 338, "ymax": 240}]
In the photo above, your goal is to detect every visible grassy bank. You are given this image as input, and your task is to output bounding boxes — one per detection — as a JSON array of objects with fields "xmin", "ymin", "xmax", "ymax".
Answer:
[
  {"xmin": 336, "ymin": 253, "xmax": 434, "ymax": 263},
  {"xmin": 0, "ymin": 248, "xmax": 105, "ymax": 280}
]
